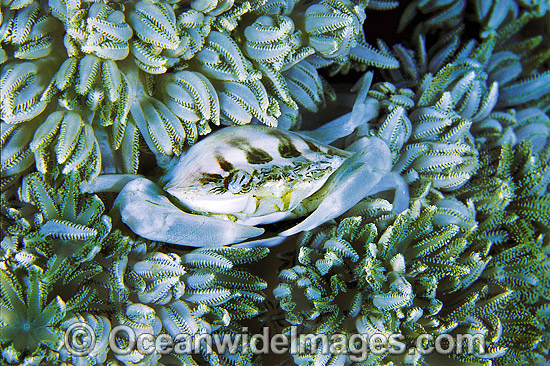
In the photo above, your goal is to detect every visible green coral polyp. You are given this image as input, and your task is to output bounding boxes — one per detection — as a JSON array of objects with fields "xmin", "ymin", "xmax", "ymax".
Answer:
[
  {"xmin": 1, "ymin": 0, "xmax": 549, "ymax": 365},
  {"xmin": 1, "ymin": 0, "xmax": 404, "ymax": 186},
  {"xmin": 276, "ymin": 200, "xmax": 547, "ymax": 365},
  {"xmin": 0, "ymin": 171, "xmax": 270, "ymax": 365}
]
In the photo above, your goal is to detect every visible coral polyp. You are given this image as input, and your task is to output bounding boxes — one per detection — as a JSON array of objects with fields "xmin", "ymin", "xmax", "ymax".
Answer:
[
  {"xmin": 1, "ymin": 0, "xmax": 549, "ymax": 365},
  {"xmin": 1, "ymin": 0, "xmax": 400, "ymax": 186}
]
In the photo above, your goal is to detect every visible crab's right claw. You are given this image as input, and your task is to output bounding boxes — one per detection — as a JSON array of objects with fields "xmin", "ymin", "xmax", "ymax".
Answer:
[
  {"xmin": 280, "ymin": 137, "xmax": 393, "ymax": 236},
  {"xmin": 113, "ymin": 178, "xmax": 264, "ymax": 246},
  {"xmin": 278, "ymin": 155, "xmax": 377, "ymax": 236},
  {"xmin": 279, "ymin": 137, "xmax": 410, "ymax": 237}
]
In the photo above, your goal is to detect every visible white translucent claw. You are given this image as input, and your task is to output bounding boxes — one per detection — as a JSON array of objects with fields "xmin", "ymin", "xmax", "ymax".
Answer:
[
  {"xmin": 303, "ymin": 72, "xmax": 379, "ymax": 144},
  {"xmin": 280, "ymin": 137, "xmax": 392, "ymax": 237},
  {"xmin": 80, "ymin": 174, "xmax": 144, "ymax": 193},
  {"xmin": 113, "ymin": 178, "xmax": 264, "ymax": 246},
  {"xmin": 369, "ymin": 171, "xmax": 410, "ymax": 214},
  {"xmin": 347, "ymin": 139, "xmax": 409, "ymax": 213},
  {"xmin": 232, "ymin": 236, "xmax": 288, "ymax": 248}
]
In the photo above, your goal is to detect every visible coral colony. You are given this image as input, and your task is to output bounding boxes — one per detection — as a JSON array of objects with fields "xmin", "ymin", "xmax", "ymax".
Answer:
[{"xmin": 1, "ymin": 0, "xmax": 549, "ymax": 365}]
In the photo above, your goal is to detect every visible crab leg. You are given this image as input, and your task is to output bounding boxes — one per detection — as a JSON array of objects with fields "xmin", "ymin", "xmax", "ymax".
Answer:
[
  {"xmin": 280, "ymin": 137, "xmax": 408, "ymax": 236},
  {"xmin": 347, "ymin": 135, "xmax": 409, "ymax": 214},
  {"xmin": 113, "ymin": 178, "xmax": 264, "ymax": 246},
  {"xmin": 80, "ymin": 174, "xmax": 144, "ymax": 193},
  {"xmin": 367, "ymin": 171, "xmax": 410, "ymax": 214},
  {"xmin": 302, "ymin": 72, "xmax": 378, "ymax": 144},
  {"xmin": 278, "ymin": 154, "xmax": 377, "ymax": 236}
]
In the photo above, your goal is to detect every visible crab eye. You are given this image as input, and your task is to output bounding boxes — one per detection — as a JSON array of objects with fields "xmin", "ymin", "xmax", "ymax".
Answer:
[{"xmin": 226, "ymin": 170, "xmax": 252, "ymax": 194}]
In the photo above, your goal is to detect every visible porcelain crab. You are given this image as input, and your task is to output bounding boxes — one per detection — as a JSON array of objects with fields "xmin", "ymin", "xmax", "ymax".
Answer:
[
  {"xmin": 99, "ymin": 123, "xmax": 408, "ymax": 247},
  {"xmin": 87, "ymin": 73, "xmax": 409, "ymax": 247}
]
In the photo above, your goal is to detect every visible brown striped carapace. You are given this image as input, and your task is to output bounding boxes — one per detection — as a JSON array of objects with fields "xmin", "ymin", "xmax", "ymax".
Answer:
[
  {"xmin": 114, "ymin": 125, "xmax": 408, "ymax": 246},
  {"xmin": 159, "ymin": 125, "xmax": 351, "ymax": 225}
]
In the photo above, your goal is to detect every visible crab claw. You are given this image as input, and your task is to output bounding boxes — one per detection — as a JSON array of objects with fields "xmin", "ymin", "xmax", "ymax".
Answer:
[
  {"xmin": 280, "ymin": 137, "xmax": 408, "ymax": 236},
  {"xmin": 113, "ymin": 178, "xmax": 264, "ymax": 246},
  {"xmin": 303, "ymin": 72, "xmax": 378, "ymax": 144}
]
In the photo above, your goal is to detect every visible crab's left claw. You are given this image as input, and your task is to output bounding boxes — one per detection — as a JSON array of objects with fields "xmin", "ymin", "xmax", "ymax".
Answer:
[
  {"xmin": 280, "ymin": 137, "xmax": 408, "ymax": 237},
  {"xmin": 113, "ymin": 178, "xmax": 264, "ymax": 246}
]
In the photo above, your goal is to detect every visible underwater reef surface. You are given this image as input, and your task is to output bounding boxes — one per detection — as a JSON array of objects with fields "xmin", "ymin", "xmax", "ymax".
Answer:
[{"xmin": 1, "ymin": 0, "xmax": 549, "ymax": 365}]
